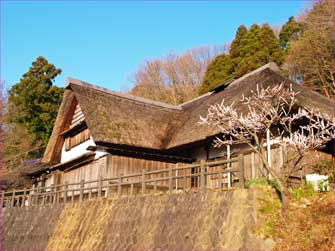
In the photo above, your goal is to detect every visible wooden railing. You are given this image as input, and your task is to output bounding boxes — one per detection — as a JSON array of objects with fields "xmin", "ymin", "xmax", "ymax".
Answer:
[{"xmin": 0, "ymin": 154, "xmax": 245, "ymax": 208}]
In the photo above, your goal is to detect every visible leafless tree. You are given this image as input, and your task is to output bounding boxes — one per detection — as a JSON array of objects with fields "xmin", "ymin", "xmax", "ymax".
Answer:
[
  {"xmin": 285, "ymin": 0, "xmax": 334, "ymax": 98},
  {"xmin": 200, "ymin": 83, "xmax": 333, "ymax": 214},
  {"xmin": 129, "ymin": 45, "xmax": 225, "ymax": 105}
]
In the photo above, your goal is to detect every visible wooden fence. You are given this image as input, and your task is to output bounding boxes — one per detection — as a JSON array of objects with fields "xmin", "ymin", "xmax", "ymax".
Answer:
[{"xmin": 0, "ymin": 154, "xmax": 245, "ymax": 208}]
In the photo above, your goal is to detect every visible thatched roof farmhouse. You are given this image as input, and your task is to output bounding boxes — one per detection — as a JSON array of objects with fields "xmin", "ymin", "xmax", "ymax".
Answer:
[{"xmin": 2, "ymin": 63, "xmax": 333, "ymax": 190}]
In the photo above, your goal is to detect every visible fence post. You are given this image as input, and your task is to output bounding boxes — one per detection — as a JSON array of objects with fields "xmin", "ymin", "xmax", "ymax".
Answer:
[
  {"xmin": 22, "ymin": 188, "xmax": 27, "ymax": 207},
  {"xmin": 141, "ymin": 170, "xmax": 146, "ymax": 195},
  {"xmin": 50, "ymin": 184, "xmax": 54, "ymax": 205},
  {"xmin": 79, "ymin": 180, "xmax": 84, "ymax": 202},
  {"xmin": 27, "ymin": 189, "xmax": 32, "ymax": 207},
  {"xmin": 130, "ymin": 183, "xmax": 134, "ymax": 196},
  {"xmin": 0, "ymin": 191, "xmax": 4, "ymax": 208},
  {"xmin": 168, "ymin": 167, "xmax": 173, "ymax": 193},
  {"xmin": 64, "ymin": 182, "xmax": 68, "ymax": 203},
  {"xmin": 35, "ymin": 186, "xmax": 39, "ymax": 205},
  {"xmin": 118, "ymin": 175, "xmax": 122, "ymax": 197},
  {"xmin": 98, "ymin": 176, "xmax": 102, "ymax": 198},
  {"xmin": 154, "ymin": 180, "xmax": 157, "ymax": 192},
  {"xmin": 11, "ymin": 189, "xmax": 16, "ymax": 207},
  {"xmin": 238, "ymin": 154, "xmax": 245, "ymax": 188},
  {"xmin": 56, "ymin": 185, "xmax": 60, "ymax": 204},
  {"xmin": 200, "ymin": 160, "xmax": 206, "ymax": 192}
]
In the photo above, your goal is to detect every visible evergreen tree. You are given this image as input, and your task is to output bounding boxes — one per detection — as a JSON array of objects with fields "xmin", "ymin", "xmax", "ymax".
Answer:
[
  {"xmin": 279, "ymin": 16, "xmax": 303, "ymax": 50},
  {"xmin": 230, "ymin": 25, "xmax": 248, "ymax": 66},
  {"xmin": 198, "ymin": 54, "xmax": 233, "ymax": 94},
  {"xmin": 8, "ymin": 56, "xmax": 63, "ymax": 151},
  {"xmin": 199, "ymin": 23, "xmax": 283, "ymax": 94}
]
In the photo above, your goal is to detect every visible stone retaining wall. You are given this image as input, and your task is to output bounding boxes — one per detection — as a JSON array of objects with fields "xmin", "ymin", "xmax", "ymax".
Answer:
[{"xmin": 1, "ymin": 189, "xmax": 272, "ymax": 250}]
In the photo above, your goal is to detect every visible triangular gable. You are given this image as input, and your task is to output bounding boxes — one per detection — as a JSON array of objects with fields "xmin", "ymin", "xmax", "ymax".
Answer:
[
  {"xmin": 70, "ymin": 102, "xmax": 85, "ymax": 128},
  {"xmin": 42, "ymin": 89, "xmax": 78, "ymax": 164}
]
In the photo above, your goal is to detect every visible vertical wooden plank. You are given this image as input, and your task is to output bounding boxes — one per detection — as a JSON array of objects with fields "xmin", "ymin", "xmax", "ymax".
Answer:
[
  {"xmin": 219, "ymin": 165, "xmax": 223, "ymax": 189},
  {"xmin": 90, "ymin": 186, "xmax": 93, "ymax": 200},
  {"xmin": 28, "ymin": 189, "xmax": 32, "ymax": 207},
  {"xmin": 251, "ymin": 152, "xmax": 255, "ymax": 179},
  {"xmin": 64, "ymin": 182, "xmax": 68, "ymax": 203},
  {"xmin": 200, "ymin": 160, "xmax": 206, "ymax": 192},
  {"xmin": 1, "ymin": 191, "xmax": 5, "ymax": 208},
  {"xmin": 154, "ymin": 180, "xmax": 157, "ymax": 192},
  {"xmin": 130, "ymin": 183, "xmax": 134, "ymax": 196},
  {"xmin": 238, "ymin": 154, "xmax": 245, "ymax": 188},
  {"xmin": 175, "ymin": 163, "xmax": 179, "ymax": 189},
  {"xmin": 118, "ymin": 175, "xmax": 122, "ymax": 197},
  {"xmin": 141, "ymin": 170, "xmax": 146, "ymax": 195},
  {"xmin": 56, "ymin": 185, "xmax": 60, "ymax": 204},
  {"xmin": 168, "ymin": 166, "xmax": 173, "ymax": 193},
  {"xmin": 21, "ymin": 189, "xmax": 26, "ymax": 207},
  {"xmin": 79, "ymin": 179, "xmax": 84, "ymax": 202},
  {"xmin": 42, "ymin": 193, "xmax": 45, "ymax": 206},
  {"xmin": 227, "ymin": 145, "xmax": 231, "ymax": 188},
  {"xmin": 11, "ymin": 189, "xmax": 16, "ymax": 207},
  {"xmin": 98, "ymin": 176, "xmax": 102, "ymax": 198}
]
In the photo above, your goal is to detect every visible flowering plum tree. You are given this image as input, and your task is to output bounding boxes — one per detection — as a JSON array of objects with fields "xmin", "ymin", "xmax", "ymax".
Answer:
[{"xmin": 200, "ymin": 83, "xmax": 333, "ymax": 213}]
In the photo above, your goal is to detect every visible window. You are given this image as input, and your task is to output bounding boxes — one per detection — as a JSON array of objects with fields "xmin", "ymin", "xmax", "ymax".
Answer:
[{"xmin": 64, "ymin": 128, "xmax": 90, "ymax": 151}]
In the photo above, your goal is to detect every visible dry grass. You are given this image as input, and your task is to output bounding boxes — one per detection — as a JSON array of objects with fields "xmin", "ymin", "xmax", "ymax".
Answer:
[
  {"xmin": 253, "ymin": 183, "xmax": 334, "ymax": 251},
  {"xmin": 273, "ymin": 190, "xmax": 334, "ymax": 251}
]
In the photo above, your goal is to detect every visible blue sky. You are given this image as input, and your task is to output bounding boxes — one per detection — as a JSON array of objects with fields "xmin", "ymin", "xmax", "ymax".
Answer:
[{"xmin": 1, "ymin": 1, "xmax": 309, "ymax": 91}]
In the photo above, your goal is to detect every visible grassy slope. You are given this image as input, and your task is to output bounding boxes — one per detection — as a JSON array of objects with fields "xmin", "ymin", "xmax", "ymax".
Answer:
[{"xmin": 253, "ymin": 184, "xmax": 334, "ymax": 251}]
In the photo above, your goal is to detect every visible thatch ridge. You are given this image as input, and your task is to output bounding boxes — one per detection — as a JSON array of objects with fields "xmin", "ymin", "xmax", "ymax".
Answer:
[{"xmin": 66, "ymin": 77, "xmax": 181, "ymax": 110}]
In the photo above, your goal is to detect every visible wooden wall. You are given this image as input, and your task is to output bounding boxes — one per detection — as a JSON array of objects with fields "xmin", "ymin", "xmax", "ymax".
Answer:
[
  {"xmin": 57, "ymin": 155, "xmax": 176, "ymax": 191},
  {"xmin": 46, "ymin": 147, "xmax": 331, "ymax": 192}
]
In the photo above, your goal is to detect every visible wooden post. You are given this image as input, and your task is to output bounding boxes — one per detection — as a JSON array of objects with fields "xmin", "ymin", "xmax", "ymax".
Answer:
[
  {"xmin": 28, "ymin": 189, "xmax": 32, "ymax": 207},
  {"xmin": 200, "ymin": 160, "xmax": 206, "ymax": 192},
  {"xmin": 130, "ymin": 183, "xmax": 134, "ymax": 196},
  {"xmin": 141, "ymin": 170, "xmax": 146, "ymax": 195},
  {"xmin": 251, "ymin": 152, "xmax": 255, "ymax": 179},
  {"xmin": 154, "ymin": 180, "xmax": 157, "ymax": 192},
  {"xmin": 50, "ymin": 184, "xmax": 54, "ymax": 205},
  {"xmin": 175, "ymin": 163, "xmax": 178, "ymax": 189},
  {"xmin": 88, "ymin": 187, "xmax": 92, "ymax": 200},
  {"xmin": 56, "ymin": 186, "xmax": 60, "ymax": 204},
  {"xmin": 42, "ymin": 193, "xmax": 45, "ymax": 206},
  {"xmin": 118, "ymin": 176, "xmax": 122, "ymax": 197},
  {"xmin": 227, "ymin": 145, "xmax": 231, "ymax": 188},
  {"xmin": 168, "ymin": 167, "xmax": 173, "ymax": 193},
  {"xmin": 266, "ymin": 129, "xmax": 272, "ymax": 179},
  {"xmin": 238, "ymin": 154, "xmax": 245, "ymax": 188},
  {"xmin": 183, "ymin": 177, "xmax": 187, "ymax": 191},
  {"xmin": 79, "ymin": 180, "xmax": 84, "ymax": 202},
  {"xmin": 22, "ymin": 188, "xmax": 27, "ymax": 207},
  {"xmin": 36, "ymin": 186, "xmax": 39, "ymax": 205},
  {"xmin": 219, "ymin": 165, "xmax": 223, "ymax": 189},
  {"xmin": 64, "ymin": 182, "xmax": 68, "ymax": 203},
  {"xmin": 0, "ymin": 191, "xmax": 4, "ymax": 208},
  {"xmin": 98, "ymin": 176, "xmax": 102, "ymax": 198},
  {"xmin": 11, "ymin": 189, "xmax": 16, "ymax": 207}
]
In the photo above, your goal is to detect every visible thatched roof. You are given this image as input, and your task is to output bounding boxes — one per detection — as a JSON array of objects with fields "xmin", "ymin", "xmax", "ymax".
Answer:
[
  {"xmin": 167, "ymin": 63, "xmax": 333, "ymax": 148},
  {"xmin": 69, "ymin": 79, "xmax": 182, "ymax": 149},
  {"xmin": 42, "ymin": 62, "xmax": 333, "ymax": 163}
]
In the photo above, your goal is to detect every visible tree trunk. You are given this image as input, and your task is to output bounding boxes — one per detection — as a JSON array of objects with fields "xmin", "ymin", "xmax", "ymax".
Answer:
[{"xmin": 276, "ymin": 178, "xmax": 290, "ymax": 217}]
